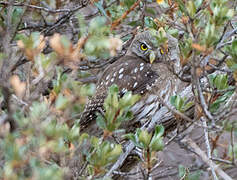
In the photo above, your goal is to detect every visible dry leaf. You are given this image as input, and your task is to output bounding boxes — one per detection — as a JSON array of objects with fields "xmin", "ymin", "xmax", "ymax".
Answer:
[
  {"xmin": 196, "ymin": 67, "xmax": 203, "ymax": 77},
  {"xmin": 10, "ymin": 75, "xmax": 26, "ymax": 98},
  {"xmin": 48, "ymin": 90, "xmax": 57, "ymax": 103},
  {"xmin": 17, "ymin": 35, "xmax": 45, "ymax": 61},
  {"xmin": 192, "ymin": 43, "xmax": 206, "ymax": 52},
  {"xmin": 205, "ymin": 58, "xmax": 218, "ymax": 71},
  {"xmin": 50, "ymin": 33, "xmax": 67, "ymax": 57},
  {"xmin": 182, "ymin": 16, "xmax": 189, "ymax": 24},
  {"xmin": 0, "ymin": 122, "xmax": 10, "ymax": 137},
  {"xmin": 50, "ymin": 33, "xmax": 85, "ymax": 64},
  {"xmin": 109, "ymin": 37, "xmax": 123, "ymax": 56}
]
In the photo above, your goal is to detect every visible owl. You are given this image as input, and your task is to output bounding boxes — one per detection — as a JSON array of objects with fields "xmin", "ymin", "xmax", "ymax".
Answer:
[{"xmin": 80, "ymin": 30, "xmax": 190, "ymax": 133}]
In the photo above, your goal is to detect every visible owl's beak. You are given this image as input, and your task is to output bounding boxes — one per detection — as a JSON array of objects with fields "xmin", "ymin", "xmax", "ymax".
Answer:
[{"xmin": 149, "ymin": 50, "xmax": 156, "ymax": 64}]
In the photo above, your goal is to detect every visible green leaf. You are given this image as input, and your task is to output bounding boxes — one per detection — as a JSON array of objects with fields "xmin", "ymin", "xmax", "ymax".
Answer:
[
  {"xmin": 195, "ymin": 0, "xmax": 203, "ymax": 9},
  {"xmin": 123, "ymin": 131, "xmax": 144, "ymax": 149},
  {"xmin": 188, "ymin": 170, "xmax": 202, "ymax": 180},
  {"xmin": 138, "ymin": 129, "xmax": 152, "ymax": 148},
  {"xmin": 176, "ymin": 0, "xmax": 188, "ymax": 15},
  {"xmin": 170, "ymin": 95, "xmax": 186, "ymax": 111},
  {"xmin": 187, "ymin": 1, "xmax": 196, "ymax": 18},
  {"xmin": 210, "ymin": 90, "xmax": 234, "ymax": 113},
  {"xmin": 96, "ymin": 114, "xmax": 107, "ymax": 129},
  {"xmin": 144, "ymin": 16, "xmax": 157, "ymax": 29},
  {"xmin": 89, "ymin": 16, "xmax": 107, "ymax": 34},
  {"xmin": 123, "ymin": 0, "xmax": 136, "ymax": 8},
  {"xmin": 107, "ymin": 144, "xmax": 122, "ymax": 159},
  {"xmin": 145, "ymin": 8, "xmax": 157, "ymax": 16},
  {"xmin": 149, "ymin": 125, "xmax": 164, "ymax": 152},
  {"xmin": 94, "ymin": 2, "xmax": 110, "ymax": 20},
  {"xmin": 79, "ymin": 133, "xmax": 89, "ymax": 145},
  {"xmin": 91, "ymin": 136, "xmax": 100, "ymax": 148},
  {"xmin": 98, "ymin": 84, "xmax": 139, "ymax": 133},
  {"xmin": 232, "ymin": 40, "xmax": 237, "ymax": 53},
  {"xmin": 213, "ymin": 74, "xmax": 228, "ymax": 90},
  {"xmin": 123, "ymin": 133, "xmax": 136, "ymax": 143},
  {"xmin": 12, "ymin": 7, "xmax": 23, "ymax": 25},
  {"xmin": 76, "ymin": 13, "xmax": 87, "ymax": 38},
  {"xmin": 179, "ymin": 165, "xmax": 188, "ymax": 179},
  {"xmin": 55, "ymin": 94, "xmax": 69, "ymax": 110}
]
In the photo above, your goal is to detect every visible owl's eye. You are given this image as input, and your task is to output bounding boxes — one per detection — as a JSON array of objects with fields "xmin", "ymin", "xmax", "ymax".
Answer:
[
  {"xmin": 160, "ymin": 48, "xmax": 169, "ymax": 55},
  {"xmin": 160, "ymin": 49, "xmax": 164, "ymax": 55},
  {"xmin": 140, "ymin": 43, "xmax": 148, "ymax": 51}
]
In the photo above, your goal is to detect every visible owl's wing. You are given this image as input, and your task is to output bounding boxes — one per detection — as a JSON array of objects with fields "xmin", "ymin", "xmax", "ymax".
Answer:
[
  {"xmin": 80, "ymin": 56, "xmax": 159, "ymax": 130},
  {"xmin": 97, "ymin": 56, "xmax": 159, "ymax": 95}
]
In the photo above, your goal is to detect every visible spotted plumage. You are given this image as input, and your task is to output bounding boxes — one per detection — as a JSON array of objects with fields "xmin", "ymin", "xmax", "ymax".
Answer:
[{"xmin": 80, "ymin": 30, "xmax": 188, "ymax": 133}]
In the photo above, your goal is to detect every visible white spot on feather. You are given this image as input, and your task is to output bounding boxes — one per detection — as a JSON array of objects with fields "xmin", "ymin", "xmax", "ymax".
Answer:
[
  {"xmin": 119, "ymin": 68, "xmax": 124, "ymax": 74},
  {"xmin": 146, "ymin": 84, "xmax": 152, "ymax": 91},
  {"xmin": 133, "ymin": 82, "xmax": 138, "ymax": 88},
  {"xmin": 119, "ymin": 74, "xmax": 123, "ymax": 79},
  {"xmin": 134, "ymin": 68, "xmax": 138, "ymax": 73},
  {"xmin": 121, "ymin": 88, "xmax": 127, "ymax": 94}
]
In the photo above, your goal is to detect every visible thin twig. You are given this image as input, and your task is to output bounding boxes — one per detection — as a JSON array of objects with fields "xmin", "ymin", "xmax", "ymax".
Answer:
[
  {"xmin": 211, "ymin": 157, "xmax": 233, "ymax": 165},
  {"xmin": 231, "ymin": 122, "xmax": 236, "ymax": 165},
  {"xmin": 201, "ymin": 117, "xmax": 218, "ymax": 180},
  {"xmin": 0, "ymin": 1, "xmax": 88, "ymax": 13},
  {"xmin": 184, "ymin": 138, "xmax": 233, "ymax": 180},
  {"xmin": 111, "ymin": 0, "xmax": 142, "ymax": 30}
]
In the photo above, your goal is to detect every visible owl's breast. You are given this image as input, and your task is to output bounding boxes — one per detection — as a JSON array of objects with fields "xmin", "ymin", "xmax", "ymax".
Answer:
[{"xmin": 131, "ymin": 62, "xmax": 190, "ymax": 125}]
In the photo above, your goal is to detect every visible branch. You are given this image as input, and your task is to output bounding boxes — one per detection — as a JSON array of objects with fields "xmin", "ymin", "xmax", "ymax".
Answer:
[
  {"xmin": 0, "ymin": 86, "xmax": 17, "ymax": 132},
  {"xmin": 201, "ymin": 117, "xmax": 218, "ymax": 180},
  {"xmin": 111, "ymin": 0, "xmax": 142, "ymax": 30},
  {"xmin": 184, "ymin": 138, "xmax": 233, "ymax": 180},
  {"xmin": 0, "ymin": 1, "xmax": 88, "ymax": 13}
]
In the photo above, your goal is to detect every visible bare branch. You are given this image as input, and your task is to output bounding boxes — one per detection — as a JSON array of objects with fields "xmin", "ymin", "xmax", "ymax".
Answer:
[{"xmin": 184, "ymin": 138, "xmax": 233, "ymax": 180}]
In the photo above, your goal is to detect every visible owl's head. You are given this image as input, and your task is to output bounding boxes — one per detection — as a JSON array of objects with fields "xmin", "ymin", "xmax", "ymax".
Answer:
[{"xmin": 127, "ymin": 30, "xmax": 168, "ymax": 63}]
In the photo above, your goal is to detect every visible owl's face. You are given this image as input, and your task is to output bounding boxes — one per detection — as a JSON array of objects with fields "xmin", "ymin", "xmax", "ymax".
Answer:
[{"xmin": 129, "ymin": 30, "xmax": 166, "ymax": 63}]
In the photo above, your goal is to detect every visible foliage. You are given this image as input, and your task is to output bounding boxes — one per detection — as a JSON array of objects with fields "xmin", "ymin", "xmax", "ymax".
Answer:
[
  {"xmin": 96, "ymin": 84, "xmax": 140, "ymax": 135},
  {"xmin": 179, "ymin": 165, "xmax": 202, "ymax": 180},
  {"xmin": 124, "ymin": 125, "xmax": 164, "ymax": 172},
  {"xmin": 170, "ymin": 95, "xmax": 194, "ymax": 113},
  {"xmin": 0, "ymin": 0, "xmax": 236, "ymax": 179},
  {"xmin": 124, "ymin": 125, "xmax": 164, "ymax": 153},
  {"xmin": 86, "ymin": 136, "xmax": 122, "ymax": 176}
]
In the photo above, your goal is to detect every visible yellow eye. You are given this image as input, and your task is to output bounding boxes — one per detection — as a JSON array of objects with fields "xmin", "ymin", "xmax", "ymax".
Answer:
[
  {"xmin": 160, "ymin": 49, "xmax": 164, "ymax": 54},
  {"xmin": 140, "ymin": 43, "xmax": 148, "ymax": 51}
]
